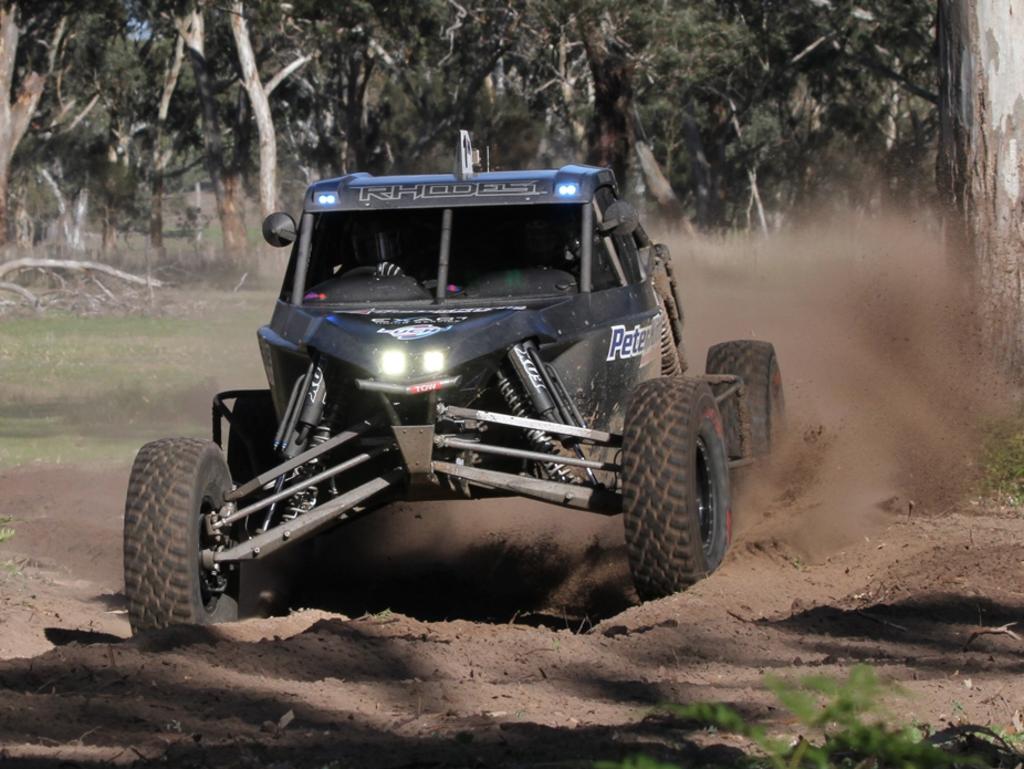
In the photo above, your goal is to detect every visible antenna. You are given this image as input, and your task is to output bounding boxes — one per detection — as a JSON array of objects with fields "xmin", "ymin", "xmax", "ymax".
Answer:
[{"xmin": 455, "ymin": 130, "xmax": 478, "ymax": 180}]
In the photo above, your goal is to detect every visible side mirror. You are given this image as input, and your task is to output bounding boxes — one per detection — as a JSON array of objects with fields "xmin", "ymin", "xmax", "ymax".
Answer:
[
  {"xmin": 597, "ymin": 200, "xmax": 639, "ymax": 237},
  {"xmin": 262, "ymin": 212, "xmax": 297, "ymax": 247}
]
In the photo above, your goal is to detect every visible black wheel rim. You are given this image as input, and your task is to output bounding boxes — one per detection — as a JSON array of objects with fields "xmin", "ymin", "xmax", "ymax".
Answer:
[{"xmin": 695, "ymin": 437, "xmax": 716, "ymax": 555}]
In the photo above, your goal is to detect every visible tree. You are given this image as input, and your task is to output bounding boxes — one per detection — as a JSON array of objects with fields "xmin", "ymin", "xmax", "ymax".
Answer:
[
  {"xmin": 149, "ymin": 30, "xmax": 184, "ymax": 259},
  {"xmin": 178, "ymin": 2, "xmax": 247, "ymax": 262},
  {"xmin": 229, "ymin": 0, "xmax": 309, "ymax": 219},
  {"xmin": 578, "ymin": 10, "xmax": 634, "ymax": 186},
  {"xmin": 938, "ymin": 0, "xmax": 1024, "ymax": 373},
  {"xmin": 0, "ymin": 2, "xmax": 64, "ymax": 247}
]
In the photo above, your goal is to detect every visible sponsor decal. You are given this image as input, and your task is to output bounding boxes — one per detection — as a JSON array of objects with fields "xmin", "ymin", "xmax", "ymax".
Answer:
[
  {"xmin": 606, "ymin": 322, "xmax": 654, "ymax": 362},
  {"xmin": 407, "ymin": 380, "xmax": 446, "ymax": 394},
  {"xmin": 371, "ymin": 315, "xmax": 469, "ymax": 327},
  {"xmin": 377, "ymin": 324, "xmax": 449, "ymax": 340},
  {"xmin": 511, "ymin": 345, "xmax": 548, "ymax": 393},
  {"xmin": 357, "ymin": 181, "xmax": 546, "ymax": 203},
  {"xmin": 307, "ymin": 367, "xmax": 325, "ymax": 403}
]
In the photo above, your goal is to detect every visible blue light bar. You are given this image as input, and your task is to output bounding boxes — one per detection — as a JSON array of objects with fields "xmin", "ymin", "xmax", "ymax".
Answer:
[
  {"xmin": 556, "ymin": 183, "xmax": 578, "ymax": 197},
  {"xmin": 317, "ymin": 193, "xmax": 337, "ymax": 205}
]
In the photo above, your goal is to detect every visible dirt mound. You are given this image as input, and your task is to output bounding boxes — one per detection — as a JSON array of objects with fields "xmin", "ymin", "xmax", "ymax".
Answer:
[{"xmin": 2, "ymin": 501, "xmax": 1023, "ymax": 768}]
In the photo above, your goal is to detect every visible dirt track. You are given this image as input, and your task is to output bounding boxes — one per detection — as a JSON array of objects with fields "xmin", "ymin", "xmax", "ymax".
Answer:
[
  {"xmin": 2, "ymin": 220, "xmax": 1023, "ymax": 766},
  {"xmin": 2, "ymin": 462, "xmax": 1024, "ymax": 767}
]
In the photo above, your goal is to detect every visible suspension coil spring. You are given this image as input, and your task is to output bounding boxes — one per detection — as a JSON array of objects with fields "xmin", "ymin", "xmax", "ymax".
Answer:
[
  {"xmin": 657, "ymin": 297, "xmax": 682, "ymax": 377},
  {"xmin": 310, "ymin": 422, "xmax": 331, "ymax": 448},
  {"xmin": 496, "ymin": 370, "xmax": 575, "ymax": 483}
]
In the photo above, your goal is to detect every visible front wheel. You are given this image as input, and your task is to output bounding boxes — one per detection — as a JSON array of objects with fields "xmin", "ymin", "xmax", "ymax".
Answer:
[
  {"xmin": 123, "ymin": 438, "xmax": 239, "ymax": 632},
  {"xmin": 622, "ymin": 377, "xmax": 732, "ymax": 601}
]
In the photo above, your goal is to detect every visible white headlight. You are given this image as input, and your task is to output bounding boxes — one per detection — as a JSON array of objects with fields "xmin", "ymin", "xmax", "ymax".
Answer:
[
  {"xmin": 379, "ymin": 349, "xmax": 407, "ymax": 377},
  {"xmin": 422, "ymin": 349, "xmax": 445, "ymax": 373}
]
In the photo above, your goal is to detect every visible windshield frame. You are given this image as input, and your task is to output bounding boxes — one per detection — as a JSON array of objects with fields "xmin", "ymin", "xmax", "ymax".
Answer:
[{"xmin": 286, "ymin": 202, "xmax": 597, "ymax": 307}]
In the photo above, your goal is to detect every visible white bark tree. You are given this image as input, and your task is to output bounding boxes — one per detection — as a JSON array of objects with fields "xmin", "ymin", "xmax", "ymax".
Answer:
[
  {"xmin": 229, "ymin": 1, "xmax": 309, "ymax": 219},
  {"xmin": 177, "ymin": 5, "xmax": 247, "ymax": 262},
  {"xmin": 938, "ymin": 0, "xmax": 1024, "ymax": 373},
  {"xmin": 0, "ymin": 4, "xmax": 64, "ymax": 247}
]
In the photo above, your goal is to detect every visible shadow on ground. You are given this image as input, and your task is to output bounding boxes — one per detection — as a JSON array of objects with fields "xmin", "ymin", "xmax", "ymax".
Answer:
[{"xmin": 293, "ymin": 535, "xmax": 637, "ymax": 630}]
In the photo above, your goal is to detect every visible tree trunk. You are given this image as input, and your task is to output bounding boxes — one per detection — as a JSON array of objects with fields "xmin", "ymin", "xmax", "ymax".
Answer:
[
  {"xmin": 102, "ymin": 207, "xmax": 117, "ymax": 253},
  {"xmin": 938, "ymin": 0, "xmax": 1024, "ymax": 373},
  {"xmin": 230, "ymin": 1, "xmax": 277, "ymax": 220},
  {"xmin": 0, "ymin": 5, "xmax": 56, "ymax": 248},
  {"xmin": 579, "ymin": 17, "xmax": 634, "ymax": 186},
  {"xmin": 150, "ymin": 33, "xmax": 184, "ymax": 261},
  {"xmin": 230, "ymin": 2, "xmax": 309, "ymax": 219},
  {"xmin": 179, "ymin": 6, "xmax": 245, "ymax": 263},
  {"xmin": 682, "ymin": 98, "xmax": 712, "ymax": 229},
  {"xmin": 13, "ymin": 191, "xmax": 31, "ymax": 247},
  {"xmin": 221, "ymin": 170, "xmax": 248, "ymax": 257}
]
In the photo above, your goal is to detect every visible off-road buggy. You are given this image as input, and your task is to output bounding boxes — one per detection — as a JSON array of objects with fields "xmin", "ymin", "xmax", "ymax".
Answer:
[{"xmin": 123, "ymin": 134, "xmax": 784, "ymax": 631}]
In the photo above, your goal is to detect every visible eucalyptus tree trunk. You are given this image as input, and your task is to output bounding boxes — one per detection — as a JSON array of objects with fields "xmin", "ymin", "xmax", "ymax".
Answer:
[
  {"xmin": 938, "ymin": 0, "xmax": 1024, "ymax": 374},
  {"xmin": 150, "ymin": 34, "xmax": 184, "ymax": 261},
  {"xmin": 579, "ymin": 16, "xmax": 634, "ymax": 187},
  {"xmin": 230, "ymin": 1, "xmax": 309, "ymax": 220},
  {"xmin": 179, "ymin": 6, "xmax": 247, "ymax": 263},
  {"xmin": 0, "ymin": 5, "xmax": 62, "ymax": 247}
]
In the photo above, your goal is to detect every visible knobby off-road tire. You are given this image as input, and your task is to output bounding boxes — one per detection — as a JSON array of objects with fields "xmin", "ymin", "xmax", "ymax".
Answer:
[
  {"xmin": 706, "ymin": 340, "xmax": 784, "ymax": 457},
  {"xmin": 622, "ymin": 377, "xmax": 732, "ymax": 601},
  {"xmin": 124, "ymin": 438, "xmax": 238, "ymax": 632}
]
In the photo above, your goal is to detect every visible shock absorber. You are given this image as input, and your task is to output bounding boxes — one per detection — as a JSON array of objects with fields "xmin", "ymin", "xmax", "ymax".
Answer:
[
  {"xmin": 264, "ymin": 363, "xmax": 328, "ymax": 530},
  {"xmin": 497, "ymin": 355, "xmax": 575, "ymax": 484}
]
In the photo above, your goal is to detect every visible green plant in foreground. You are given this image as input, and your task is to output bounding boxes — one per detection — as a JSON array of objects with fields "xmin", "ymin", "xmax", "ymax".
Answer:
[
  {"xmin": 0, "ymin": 516, "xmax": 14, "ymax": 544},
  {"xmin": 601, "ymin": 666, "xmax": 966, "ymax": 769}
]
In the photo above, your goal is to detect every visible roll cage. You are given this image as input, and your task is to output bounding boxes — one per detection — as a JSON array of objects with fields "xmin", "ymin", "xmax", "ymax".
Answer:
[{"xmin": 279, "ymin": 166, "xmax": 654, "ymax": 309}]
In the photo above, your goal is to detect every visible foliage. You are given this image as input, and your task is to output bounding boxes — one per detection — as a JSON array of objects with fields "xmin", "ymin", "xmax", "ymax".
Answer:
[
  {"xmin": 0, "ymin": 516, "xmax": 14, "ymax": 544},
  {"xmin": 7, "ymin": 0, "xmax": 941, "ymax": 255},
  {"xmin": 602, "ymin": 666, "xmax": 966, "ymax": 769},
  {"xmin": 979, "ymin": 416, "xmax": 1024, "ymax": 504}
]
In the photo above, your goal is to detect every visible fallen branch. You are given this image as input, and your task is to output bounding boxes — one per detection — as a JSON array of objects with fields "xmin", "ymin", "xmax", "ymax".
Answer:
[
  {"xmin": 855, "ymin": 610, "xmax": 908, "ymax": 633},
  {"xmin": 963, "ymin": 622, "xmax": 1021, "ymax": 651},
  {"xmin": 0, "ymin": 258, "xmax": 164, "ymax": 288},
  {"xmin": 0, "ymin": 281, "xmax": 40, "ymax": 307}
]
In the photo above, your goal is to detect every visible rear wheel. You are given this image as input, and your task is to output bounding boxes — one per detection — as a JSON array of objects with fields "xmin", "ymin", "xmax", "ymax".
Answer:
[
  {"xmin": 706, "ymin": 340, "xmax": 784, "ymax": 457},
  {"xmin": 622, "ymin": 377, "xmax": 732, "ymax": 600},
  {"xmin": 123, "ymin": 438, "xmax": 238, "ymax": 632}
]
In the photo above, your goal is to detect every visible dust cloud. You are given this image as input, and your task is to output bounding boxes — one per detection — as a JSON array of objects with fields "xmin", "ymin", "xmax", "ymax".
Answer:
[
  {"xmin": 669, "ymin": 213, "xmax": 1009, "ymax": 558},
  {"xmin": 295, "ymin": 214, "xmax": 1006, "ymax": 620}
]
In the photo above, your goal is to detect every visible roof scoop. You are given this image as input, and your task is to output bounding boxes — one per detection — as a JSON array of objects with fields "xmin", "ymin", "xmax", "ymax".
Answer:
[{"xmin": 455, "ymin": 129, "xmax": 480, "ymax": 180}]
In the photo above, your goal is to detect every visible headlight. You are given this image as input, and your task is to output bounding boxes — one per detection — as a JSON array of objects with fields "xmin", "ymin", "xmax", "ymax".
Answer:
[
  {"xmin": 379, "ymin": 349, "xmax": 407, "ymax": 377},
  {"xmin": 422, "ymin": 349, "xmax": 445, "ymax": 373}
]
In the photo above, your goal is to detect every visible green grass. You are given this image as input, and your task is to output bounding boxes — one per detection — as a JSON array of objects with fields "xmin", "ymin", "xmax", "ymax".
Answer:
[
  {"xmin": 980, "ymin": 415, "xmax": 1024, "ymax": 505},
  {"xmin": 0, "ymin": 290, "xmax": 273, "ymax": 468}
]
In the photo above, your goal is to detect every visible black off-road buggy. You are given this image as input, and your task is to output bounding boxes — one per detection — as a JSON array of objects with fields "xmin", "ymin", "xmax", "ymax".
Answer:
[{"xmin": 123, "ymin": 135, "xmax": 784, "ymax": 632}]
